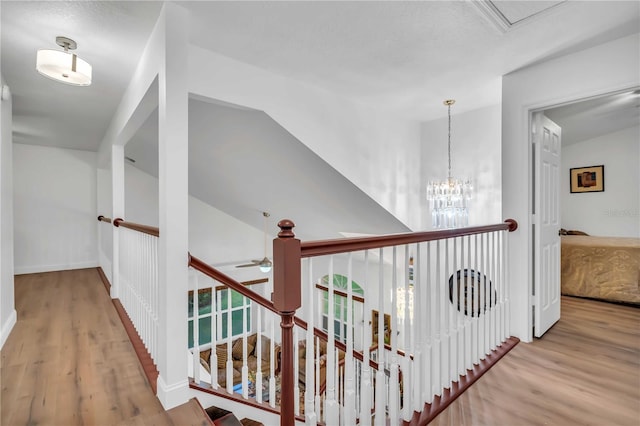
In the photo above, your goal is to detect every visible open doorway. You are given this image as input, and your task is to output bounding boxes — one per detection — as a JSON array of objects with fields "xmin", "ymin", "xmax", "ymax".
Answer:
[{"xmin": 530, "ymin": 88, "xmax": 640, "ymax": 337}]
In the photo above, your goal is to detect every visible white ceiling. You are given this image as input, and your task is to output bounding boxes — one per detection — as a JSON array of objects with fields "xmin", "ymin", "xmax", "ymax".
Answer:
[
  {"xmin": 545, "ymin": 90, "xmax": 640, "ymax": 146},
  {"xmin": 2, "ymin": 1, "xmax": 639, "ymax": 152},
  {"xmin": 2, "ymin": 1, "xmax": 639, "ymax": 237}
]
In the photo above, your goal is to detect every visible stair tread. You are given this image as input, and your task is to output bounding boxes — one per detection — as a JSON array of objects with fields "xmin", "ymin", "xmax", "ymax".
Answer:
[{"xmin": 212, "ymin": 413, "xmax": 243, "ymax": 426}]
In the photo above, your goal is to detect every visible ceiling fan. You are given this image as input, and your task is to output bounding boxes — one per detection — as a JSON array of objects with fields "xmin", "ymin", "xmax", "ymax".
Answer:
[{"xmin": 236, "ymin": 212, "xmax": 272, "ymax": 273}]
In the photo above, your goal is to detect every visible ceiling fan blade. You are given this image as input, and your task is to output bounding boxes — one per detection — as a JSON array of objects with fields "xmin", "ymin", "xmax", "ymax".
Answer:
[{"xmin": 235, "ymin": 262, "xmax": 259, "ymax": 268}]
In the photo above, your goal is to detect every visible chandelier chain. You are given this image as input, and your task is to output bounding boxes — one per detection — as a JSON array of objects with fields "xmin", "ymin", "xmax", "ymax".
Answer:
[{"xmin": 447, "ymin": 102, "xmax": 452, "ymax": 180}]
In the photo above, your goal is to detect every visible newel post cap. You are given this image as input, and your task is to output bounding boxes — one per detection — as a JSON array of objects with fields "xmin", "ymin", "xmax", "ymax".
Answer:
[{"xmin": 278, "ymin": 219, "xmax": 296, "ymax": 238}]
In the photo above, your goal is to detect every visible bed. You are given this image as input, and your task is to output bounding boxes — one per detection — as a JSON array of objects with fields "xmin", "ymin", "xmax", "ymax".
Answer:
[{"xmin": 561, "ymin": 235, "xmax": 640, "ymax": 305}]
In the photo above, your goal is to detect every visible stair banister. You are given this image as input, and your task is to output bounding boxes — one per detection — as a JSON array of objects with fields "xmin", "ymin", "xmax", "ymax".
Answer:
[{"xmin": 272, "ymin": 219, "xmax": 301, "ymax": 426}]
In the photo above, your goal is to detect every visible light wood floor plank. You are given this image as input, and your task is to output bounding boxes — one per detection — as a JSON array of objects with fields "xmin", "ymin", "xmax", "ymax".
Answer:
[
  {"xmin": 432, "ymin": 296, "xmax": 640, "ymax": 426},
  {"xmin": 1, "ymin": 269, "xmax": 174, "ymax": 426},
  {"xmin": 4, "ymin": 270, "xmax": 638, "ymax": 425}
]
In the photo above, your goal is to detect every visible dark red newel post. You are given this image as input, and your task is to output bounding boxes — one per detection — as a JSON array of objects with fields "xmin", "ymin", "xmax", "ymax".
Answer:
[{"xmin": 272, "ymin": 219, "xmax": 301, "ymax": 426}]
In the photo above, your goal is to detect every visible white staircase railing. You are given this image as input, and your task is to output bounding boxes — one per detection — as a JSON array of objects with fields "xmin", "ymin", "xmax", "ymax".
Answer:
[
  {"xmin": 187, "ymin": 219, "xmax": 519, "ymax": 426},
  {"xmin": 113, "ymin": 218, "xmax": 160, "ymax": 363}
]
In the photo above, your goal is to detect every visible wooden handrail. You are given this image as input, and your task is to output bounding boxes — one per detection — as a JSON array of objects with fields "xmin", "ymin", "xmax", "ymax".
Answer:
[
  {"xmin": 113, "ymin": 218, "xmax": 160, "ymax": 237},
  {"xmin": 97, "ymin": 215, "xmax": 112, "ymax": 224},
  {"xmin": 300, "ymin": 219, "xmax": 518, "ymax": 257},
  {"xmin": 188, "ymin": 254, "xmax": 275, "ymax": 312},
  {"xmin": 187, "ymin": 253, "xmax": 382, "ymax": 370}
]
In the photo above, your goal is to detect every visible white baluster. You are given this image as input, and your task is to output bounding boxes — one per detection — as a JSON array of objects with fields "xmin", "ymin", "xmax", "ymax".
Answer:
[
  {"xmin": 374, "ymin": 248, "xmax": 386, "ymax": 426},
  {"xmin": 193, "ymin": 274, "xmax": 200, "ymax": 383},
  {"xmin": 388, "ymin": 247, "xmax": 399, "ymax": 426},
  {"xmin": 490, "ymin": 232, "xmax": 497, "ymax": 350},
  {"xmin": 412, "ymin": 243, "xmax": 422, "ymax": 416},
  {"xmin": 343, "ymin": 252, "xmax": 356, "ymax": 426},
  {"xmin": 305, "ymin": 259, "xmax": 317, "ymax": 424},
  {"xmin": 269, "ymin": 310, "xmax": 276, "ymax": 408},
  {"xmin": 464, "ymin": 235, "xmax": 472, "ymax": 372},
  {"xmin": 359, "ymin": 250, "xmax": 372, "ymax": 423},
  {"xmin": 424, "ymin": 241, "xmax": 437, "ymax": 403},
  {"xmin": 241, "ymin": 303, "xmax": 248, "ymax": 399},
  {"xmin": 255, "ymin": 308, "xmax": 263, "ymax": 403},
  {"xmin": 325, "ymin": 256, "xmax": 339, "ymax": 426},
  {"xmin": 457, "ymin": 236, "xmax": 465, "ymax": 378},
  {"xmin": 315, "ymin": 337, "xmax": 322, "ymax": 422},
  {"xmin": 226, "ymin": 289, "xmax": 233, "ymax": 394},
  {"xmin": 505, "ymin": 229, "xmax": 511, "ymax": 338},
  {"xmin": 293, "ymin": 327, "xmax": 300, "ymax": 415}
]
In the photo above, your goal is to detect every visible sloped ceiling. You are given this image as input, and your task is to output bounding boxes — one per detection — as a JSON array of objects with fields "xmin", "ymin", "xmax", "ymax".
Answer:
[{"xmin": 124, "ymin": 98, "xmax": 411, "ymax": 240}]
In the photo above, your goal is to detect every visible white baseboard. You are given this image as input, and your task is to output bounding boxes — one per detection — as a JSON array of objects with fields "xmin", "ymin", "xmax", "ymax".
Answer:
[
  {"xmin": 157, "ymin": 375, "xmax": 190, "ymax": 410},
  {"xmin": 0, "ymin": 309, "xmax": 17, "ymax": 350},
  {"xmin": 14, "ymin": 261, "xmax": 99, "ymax": 275}
]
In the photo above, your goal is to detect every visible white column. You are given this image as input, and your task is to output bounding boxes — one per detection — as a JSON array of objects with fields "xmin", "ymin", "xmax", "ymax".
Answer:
[
  {"xmin": 111, "ymin": 144, "xmax": 125, "ymax": 299},
  {"xmin": 156, "ymin": 2, "xmax": 190, "ymax": 409}
]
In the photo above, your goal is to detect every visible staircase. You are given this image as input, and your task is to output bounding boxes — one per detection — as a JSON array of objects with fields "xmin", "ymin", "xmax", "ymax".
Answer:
[{"xmin": 205, "ymin": 406, "xmax": 264, "ymax": 426}]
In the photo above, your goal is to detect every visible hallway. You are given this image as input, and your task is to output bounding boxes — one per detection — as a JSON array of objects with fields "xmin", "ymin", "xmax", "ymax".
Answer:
[
  {"xmin": 1, "ymin": 268, "xmax": 207, "ymax": 426},
  {"xmin": 2, "ymin": 268, "xmax": 639, "ymax": 425}
]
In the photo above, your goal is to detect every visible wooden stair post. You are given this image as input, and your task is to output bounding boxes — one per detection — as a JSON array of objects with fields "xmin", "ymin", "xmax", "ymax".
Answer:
[{"xmin": 272, "ymin": 220, "xmax": 302, "ymax": 426}]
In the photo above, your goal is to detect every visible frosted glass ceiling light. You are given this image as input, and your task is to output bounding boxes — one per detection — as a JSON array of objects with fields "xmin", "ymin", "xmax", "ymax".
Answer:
[
  {"xmin": 426, "ymin": 100, "xmax": 473, "ymax": 229},
  {"xmin": 36, "ymin": 36, "xmax": 92, "ymax": 86}
]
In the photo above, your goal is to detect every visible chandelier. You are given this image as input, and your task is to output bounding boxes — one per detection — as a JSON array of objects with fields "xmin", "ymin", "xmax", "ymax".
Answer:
[
  {"xmin": 397, "ymin": 256, "xmax": 414, "ymax": 324},
  {"xmin": 426, "ymin": 100, "xmax": 473, "ymax": 229}
]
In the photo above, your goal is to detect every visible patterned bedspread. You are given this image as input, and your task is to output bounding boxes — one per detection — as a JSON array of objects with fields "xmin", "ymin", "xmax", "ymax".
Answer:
[{"xmin": 561, "ymin": 235, "xmax": 640, "ymax": 304}]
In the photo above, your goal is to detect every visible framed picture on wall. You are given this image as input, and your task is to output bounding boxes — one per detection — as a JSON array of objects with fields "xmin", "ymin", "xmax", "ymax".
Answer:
[{"xmin": 570, "ymin": 165, "xmax": 604, "ymax": 193}]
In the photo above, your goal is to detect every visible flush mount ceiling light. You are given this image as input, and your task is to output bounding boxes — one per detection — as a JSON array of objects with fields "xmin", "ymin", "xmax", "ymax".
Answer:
[
  {"xmin": 36, "ymin": 36, "xmax": 92, "ymax": 86},
  {"xmin": 426, "ymin": 100, "xmax": 473, "ymax": 229}
]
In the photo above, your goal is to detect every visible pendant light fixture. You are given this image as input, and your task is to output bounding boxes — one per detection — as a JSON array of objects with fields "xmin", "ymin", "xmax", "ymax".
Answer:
[
  {"xmin": 36, "ymin": 36, "xmax": 92, "ymax": 86},
  {"xmin": 258, "ymin": 212, "xmax": 272, "ymax": 273},
  {"xmin": 426, "ymin": 99, "xmax": 473, "ymax": 229}
]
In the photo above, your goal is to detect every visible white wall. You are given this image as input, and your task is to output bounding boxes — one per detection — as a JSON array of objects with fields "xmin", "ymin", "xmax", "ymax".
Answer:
[
  {"xmin": 0, "ymin": 77, "xmax": 16, "ymax": 349},
  {"xmin": 503, "ymin": 33, "xmax": 640, "ymax": 341},
  {"xmin": 188, "ymin": 46, "xmax": 423, "ymax": 231},
  {"xmin": 13, "ymin": 144, "xmax": 98, "ymax": 274},
  {"xmin": 124, "ymin": 164, "xmax": 268, "ymax": 277},
  {"xmin": 561, "ymin": 125, "xmax": 640, "ymax": 237},
  {"xmin": 421, "ymin": 104, "xmax": 502, "ymax": 229}
]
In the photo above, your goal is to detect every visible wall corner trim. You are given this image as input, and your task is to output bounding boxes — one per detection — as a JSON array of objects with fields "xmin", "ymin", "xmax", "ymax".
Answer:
[{"xmin": 0, "ymin": 309, "xmax": 17, "ymax": 350}]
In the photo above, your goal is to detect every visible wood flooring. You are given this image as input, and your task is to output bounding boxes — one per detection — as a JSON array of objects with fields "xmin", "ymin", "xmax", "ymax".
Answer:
[
  {"xmin": 431, "ymin": 296, "xmax": 640, "ymax": 426},
  {"xmin": 3, "ymin": 269, "xmax": 639, "ymax": 425},
  {"xmin": 1, "ymin": 268, "xmax": 209, "ymax": 426}
]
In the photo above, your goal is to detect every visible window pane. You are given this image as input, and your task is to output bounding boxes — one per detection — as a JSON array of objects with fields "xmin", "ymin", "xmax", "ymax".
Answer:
[
  {"xmin": 231, "ymin": 290, "xmax": 245, "ymax": 308},
  {"xmin": 188, "ymin": 320, "xmax": 194, "ymax": 348},
  {"xmin": 199, "ymin": 290, "xmax": 212, "ymax": 315},
  {"xmin": 231, "ymin": 309, "xmax": 245, "ymax": 336},
  {"xmin": 334, "ymin": 319, "xmax": 341, "ymax": 340},
  {"xmin": 199, "ymin": 317, "xmax": 212, "ymax": 345},
  {"xmin": 188, "ymin": 294, "xmax": 194, "ymax": 318},
  {"xmin": 220, "ymin": 289, "xmax": 228, "ymax": 310},
  {"xmin": 221, "ymin": 312, "xmax": 228, "ymax": 339}
]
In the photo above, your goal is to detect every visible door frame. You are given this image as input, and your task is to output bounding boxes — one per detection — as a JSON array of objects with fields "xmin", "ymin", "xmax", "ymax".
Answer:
[{"xmin": 525, "ymin": 86, "xmax": 637, "ymax": 339}]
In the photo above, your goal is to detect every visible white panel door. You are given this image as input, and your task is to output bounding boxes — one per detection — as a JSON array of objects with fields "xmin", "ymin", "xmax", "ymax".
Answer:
[{"xmin": 533, "ymin": 113, "xmax": 561, "ymax": 337}]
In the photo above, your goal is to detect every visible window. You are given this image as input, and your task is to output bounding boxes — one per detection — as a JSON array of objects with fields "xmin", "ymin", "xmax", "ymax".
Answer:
[
  {"xmin": 319, "ymin": 274, "xmax": 364, "ymax": 343},
  {"xmin": 188, "ymin": 288, "xmax": 252, "ymax": 348}
]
